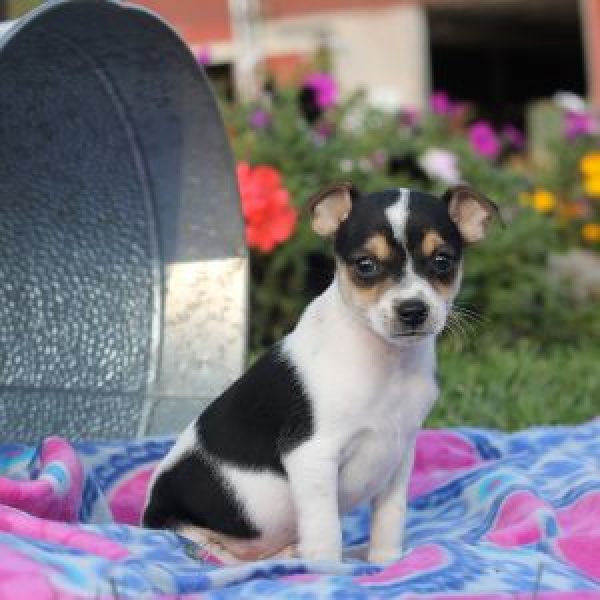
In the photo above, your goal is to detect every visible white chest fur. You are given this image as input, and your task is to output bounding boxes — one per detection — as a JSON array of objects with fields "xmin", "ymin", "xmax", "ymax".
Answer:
[{"xmin": 283, "ymin": 281, "xmax": 438, "ymax": 512}]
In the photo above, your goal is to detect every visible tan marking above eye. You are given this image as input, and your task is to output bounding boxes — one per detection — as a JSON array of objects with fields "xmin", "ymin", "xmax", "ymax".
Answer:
[
  {"xmin": 337, "ymin": 261, "xmax": 394, "ymax": 309},
  {"xmin": 364, "ymin": 234, "xmax": 392, "ymax": 261},
  {"xmin": 422, "ymin": 230, "xmax": 445, "ymax": 257}
]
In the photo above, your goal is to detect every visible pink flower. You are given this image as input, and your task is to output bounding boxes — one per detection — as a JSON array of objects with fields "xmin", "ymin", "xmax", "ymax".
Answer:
[
  {"xmin": 564, "ymin": 110, "xmax": 596, "ymax": 140},
  {"xmin": 418, "ymin": 147, "xmax": 461, "ymax": 184},
  {"xmin": 431, "ymin": 91, "xmax": 452, "ymax": 116},
  {"xmin": 313, "ymin": 121, "xmax": 335, "ymax": 143},
  {"xmin": 249, "ymin": 109, "xmax": 271, "ymax": 130},
  {"xmin": 303, "ymin": 72, "xmax": 338, "ymax": 110},
  {"xmin": 501, "ymin": 124, "xmax": 525, "ymax": 150},
  {"xmin": 399, "ymin": 107, "xmax": 420, "ymax": 128},
  {"xmin": 371, "ymin": 149, "xmax": 388, "ymax": 169},
  {"xmin": 195, "ymin": 47, "xmax": 211, "ymax": 66},
  {"xmin": 468, "ymin": 121, "xmax": 500, "ymax": 160}
]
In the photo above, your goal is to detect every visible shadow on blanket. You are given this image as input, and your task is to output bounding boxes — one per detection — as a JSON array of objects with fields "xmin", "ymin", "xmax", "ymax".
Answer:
[{"xmin": 1, "ymin": 422, "xmax": 600, "ymax": 598}]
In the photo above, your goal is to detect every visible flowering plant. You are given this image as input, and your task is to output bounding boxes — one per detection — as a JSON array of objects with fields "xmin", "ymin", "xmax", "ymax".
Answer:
[
  {"xmin": 221, "ymin": 76, "xmax": 600, "ymax": 357},
  {"xmin": 236, "ymin": 162, "xmax": 297, "ymax": 253},
  {"xmin": 303, "ymin": 72, "xmax": 338, "ymax": 110},
  {"xmin": 518, "ymin": 97, "xmax": 600, "ymax": 248}
]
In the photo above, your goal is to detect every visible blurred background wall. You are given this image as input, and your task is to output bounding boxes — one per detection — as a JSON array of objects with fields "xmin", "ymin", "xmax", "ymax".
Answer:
[{"xmin": 3, "ymin": 0, "xmax": 595, "ymax": 126}]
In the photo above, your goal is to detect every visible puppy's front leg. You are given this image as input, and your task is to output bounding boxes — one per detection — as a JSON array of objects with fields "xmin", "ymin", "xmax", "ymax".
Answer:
[
  {"xmin": 284, "ymin": 443, "xmax": 341, "ymax": 562},
  {"xmin": 368, "ymin": 437, "xmax": 416, "ymax": 563}
]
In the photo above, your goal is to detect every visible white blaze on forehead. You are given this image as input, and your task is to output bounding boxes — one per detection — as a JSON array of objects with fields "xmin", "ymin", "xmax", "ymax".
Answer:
[{"xmin": 385, "ymin": 189, "xmax": 411, "ymax": 246}]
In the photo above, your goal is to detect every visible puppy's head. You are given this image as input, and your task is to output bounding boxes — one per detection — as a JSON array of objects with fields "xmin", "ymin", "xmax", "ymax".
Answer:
[{"xmin": 308, "ymin": 184, "xmax": 498, "ymax": 346}]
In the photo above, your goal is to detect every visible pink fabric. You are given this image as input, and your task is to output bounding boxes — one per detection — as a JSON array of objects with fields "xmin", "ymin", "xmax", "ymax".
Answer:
[
  {"xmin": 108, "ymin": 465, "xmax": 154, "ymax": 526},
  {"xmin": 0, "ymin": 437, "xmax": 128, "ymax": 566},
  {"xmin": 404, "ymin": 595, "xmax": 600, "ymax": 600},
  {"xmin": 410, "ymin": 430, "xmax": 483, "ymax": 499},
  {"xmin": 488, "ymin": 488, "xmax": 600, "ymax": 581},
  {"xmin": 356, "ymin": 545, "xmax": 445, "ymax": 583},
  {"xmin": 0, "ymin": 545, "xmax": 83, "ymax": 600},
  {"xmin": 0, "ymin": 504, "xmax": 127, "ymax": 560},
  {"xmin": 0, "ymin": 437, "xmax": 83, "ymax": 522},
  {"xmin": 0, "ymin": 427, "xmax": 599, "ymax": 597}
]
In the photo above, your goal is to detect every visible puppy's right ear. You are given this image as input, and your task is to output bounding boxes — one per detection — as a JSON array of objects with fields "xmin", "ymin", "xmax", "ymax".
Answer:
[{"xmin": 307, "ymin": 183, "xmax": 355, "ymax": 236}]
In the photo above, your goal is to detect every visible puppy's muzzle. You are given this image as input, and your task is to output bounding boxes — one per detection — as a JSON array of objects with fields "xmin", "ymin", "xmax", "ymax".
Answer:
[{"xmin": 395, "ymin": 299, "xmax": 428, "ymax": 327}]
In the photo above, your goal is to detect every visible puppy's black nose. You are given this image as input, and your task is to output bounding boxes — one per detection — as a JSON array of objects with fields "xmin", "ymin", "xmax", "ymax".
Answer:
[{"xmin": 396, "ymin": 299, "xmax": 428, "ymax": 326}]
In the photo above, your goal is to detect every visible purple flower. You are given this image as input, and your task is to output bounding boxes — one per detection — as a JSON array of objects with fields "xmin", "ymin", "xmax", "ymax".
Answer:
[
  {"xmin": 311, "ymin": 121, "xmax": 335, "ymax": 145},
  {"xmin": 249, "ymin": 109, "xmax": 271, "ymax": 130},
  {"xmin": 399, "ymin": 107, "xmax": 420, "ymax": 128},
  {"xmin": 303, "ymin": 73, "xmax": 338, "ymax": 110},
  {"xmin": 195, "ymin": 47, "xmax": 211, "ymax": 67},
  {"xmin": 564, "ymin": 110, "xmax": 596, "ymax": 140},
  {"xmin": 501, "ymin": 124, "xmax": 525, "ymax": 150},
  {"xmin": 430, "ymin": 91, "xmax": 452, "ymax": 116},
  {"xmin": 468, "ymin": 121, "xmax": 500, "ymax": 160}
]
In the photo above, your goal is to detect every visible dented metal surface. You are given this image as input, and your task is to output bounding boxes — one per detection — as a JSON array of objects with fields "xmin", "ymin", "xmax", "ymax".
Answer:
[{"xmin": 0, "ymin": 0, "xmax": 247, "ymax": 441}]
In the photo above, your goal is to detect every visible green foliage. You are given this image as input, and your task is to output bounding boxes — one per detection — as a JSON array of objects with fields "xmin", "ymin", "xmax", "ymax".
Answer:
[
  {"xmin": 458, "ymin": 209, "xmax": 600, "ymax": 346},
  {"xmin": 6, "ymin": 0, "xmax": 42, "ymax": 18},
  {"xmin": 432, "ymin": 337, "xmax": 600, "ymax": 430},
  {"xmin": 224, "ymin": 89, "xmax": 600, "ymax": 428}
]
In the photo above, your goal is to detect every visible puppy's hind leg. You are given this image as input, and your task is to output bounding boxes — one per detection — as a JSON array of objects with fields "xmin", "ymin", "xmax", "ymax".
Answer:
[
  {"xmin": 177, "ymin": 525, "xmax": 297, "ymax": 564},
  {"xmin": 176, "ymin": 525, "xmax": 241, "ymax": 565}
]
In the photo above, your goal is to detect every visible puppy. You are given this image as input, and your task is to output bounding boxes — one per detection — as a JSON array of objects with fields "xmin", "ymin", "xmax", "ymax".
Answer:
[{"xmin": 143, "ymin": 184, "xmax": 498, "ymax": 564}]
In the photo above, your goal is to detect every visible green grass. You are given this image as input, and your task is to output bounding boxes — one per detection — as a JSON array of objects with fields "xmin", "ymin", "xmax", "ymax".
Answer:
[{"xmin": 429, "ymin": 333, "xmax": 600, "ymax": 430}]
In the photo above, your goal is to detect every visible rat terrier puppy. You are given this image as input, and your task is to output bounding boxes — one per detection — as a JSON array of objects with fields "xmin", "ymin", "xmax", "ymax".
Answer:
[{"xmin": 143, "ymin": 184, "xmax": 498, "ymax": 564}]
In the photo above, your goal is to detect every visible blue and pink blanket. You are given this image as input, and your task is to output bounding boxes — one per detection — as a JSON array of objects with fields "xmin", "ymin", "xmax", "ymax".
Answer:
[{"xmin": 1, "ymin": 421, "xmax": 600, "ymax": 599}]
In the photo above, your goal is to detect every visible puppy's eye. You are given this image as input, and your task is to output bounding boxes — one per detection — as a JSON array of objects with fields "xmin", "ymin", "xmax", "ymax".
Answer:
[
  {"xmin": 432, "ymin": 253, "xmax": 454, "ymax": 276},
  {"xmin": 353, "ymin": 256, "xmax": 381, "ymax": 278}
]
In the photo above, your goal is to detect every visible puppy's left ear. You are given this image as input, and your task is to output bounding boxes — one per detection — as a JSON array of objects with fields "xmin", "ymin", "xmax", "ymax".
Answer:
[
  {"xmin": 442, "ymin": 185, "xmax": 501, "ymax": 243},
  {"xmin": 307, "ymin": 182, "xmax": 355, "ymax": 236}
]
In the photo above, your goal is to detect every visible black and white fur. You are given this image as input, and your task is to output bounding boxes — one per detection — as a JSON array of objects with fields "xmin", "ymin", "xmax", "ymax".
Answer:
[{"xmin": 143, "ymin": 184, "xmax": 498, "ymax": 563}]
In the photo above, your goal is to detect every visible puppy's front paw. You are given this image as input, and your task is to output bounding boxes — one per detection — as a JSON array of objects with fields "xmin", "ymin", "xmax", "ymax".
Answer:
[
  {"xmin": 299, "ymin": 541, "xmax": 342, "ymax": 562},
  {"xmin": 367, "ymin": 546, "xmax": 402, "ymax": 564}
]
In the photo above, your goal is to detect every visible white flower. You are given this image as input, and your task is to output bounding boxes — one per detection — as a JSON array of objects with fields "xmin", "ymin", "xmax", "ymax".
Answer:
[
  {"xmin": 418, "ymin": 147, "xmax": 461, "ymax": 184},
  {"xmin": 553, "ymin": 91, "xmax": 587, "ymax": 113},
  {"xmin": 339, "ymin": 158, "xmax": 355, "ymax": 173}
]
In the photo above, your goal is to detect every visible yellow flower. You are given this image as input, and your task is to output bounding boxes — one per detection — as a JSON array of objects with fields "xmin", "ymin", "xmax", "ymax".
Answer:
[
  {"xmin": 581, "ymin": 223, "xmax": 600, "ymax": 243},
  {"xmin": 580, "ymin": 152, "xmax": 600, "ymax": 178},
  {"xmin": 531, "ymin": 189, "xmax": 557, "ymax": 213},
  {"xmin": 583, "ymin": 174, "xmax": 600, "ymax": 197}
]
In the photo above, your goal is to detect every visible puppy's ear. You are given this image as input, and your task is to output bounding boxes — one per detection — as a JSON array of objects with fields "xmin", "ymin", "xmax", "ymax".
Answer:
[
  {"xmin": 442, "ymin": 185, "xmax": 501, "ymax": 243},
  {"xmin": 307, "ymin": 183, "xmax": 355, "ymax": 236}
]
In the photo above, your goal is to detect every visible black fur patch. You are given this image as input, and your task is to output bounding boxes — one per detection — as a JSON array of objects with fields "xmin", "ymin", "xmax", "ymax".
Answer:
[
  {"xmin": 197, "ymin": 344, "xmax": 313, "ymax": 474},
  {"xmin": 334, "ymin": 190, "xmax": 407, "ymax": 281},
  {"xmin": 143, "ymin": 449, "xmax": 260, "ymax": 538},
  {"xmin": 406, "ymin": 191, "xmax": 463, "ymax": 284},
  {"xmin": 334, "ymin": 189, "xmax": 463, "ymax": 287},
  {"xmin": 143, "ymin": 345, "xmax": 314, "ymax": 538}
]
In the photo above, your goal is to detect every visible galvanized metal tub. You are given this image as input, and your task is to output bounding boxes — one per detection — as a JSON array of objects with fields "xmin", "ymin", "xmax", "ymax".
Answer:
[{"xmin": 0, "ymin": 0, "xmax": 248, "ymax": 442}]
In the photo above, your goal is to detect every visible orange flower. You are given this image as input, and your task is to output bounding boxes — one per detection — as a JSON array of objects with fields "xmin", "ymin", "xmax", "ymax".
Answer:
[
  {"xmin": 581, "ymin": 222, "xmax": 600, "ymax": 243},
  {"xmin": 236, "ymin": 162, "xmax": 297, "ymax": 252},
  {"xmin": 558, "ymin": 200, "xmax": 591, "ymax": 221}
]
